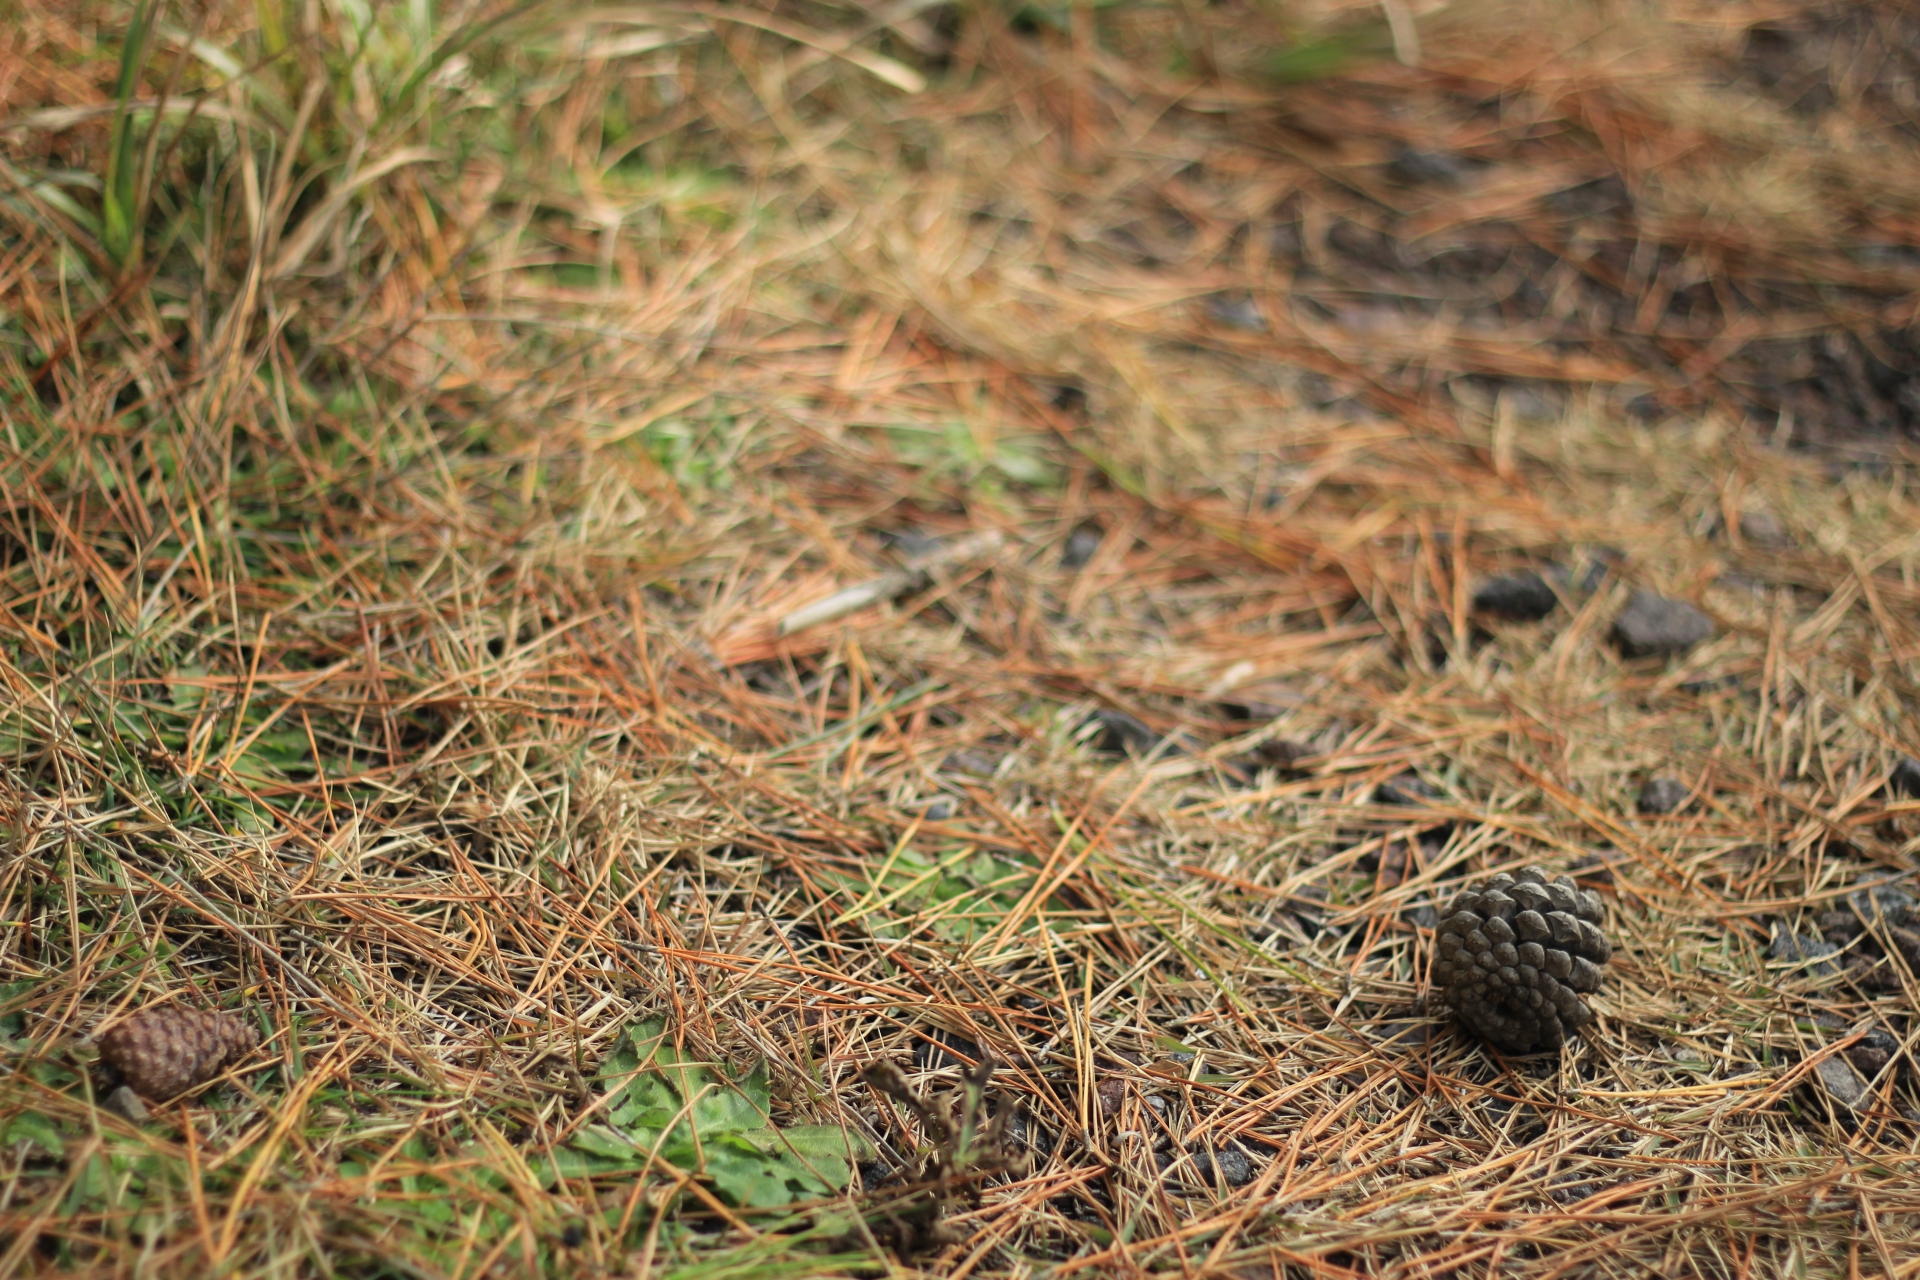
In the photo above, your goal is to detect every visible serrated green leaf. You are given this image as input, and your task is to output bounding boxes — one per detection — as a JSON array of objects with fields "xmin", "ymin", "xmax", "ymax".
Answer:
[{"xmin": 5, "ymin": 1111, "xmax": 63, "ymax": 1157}]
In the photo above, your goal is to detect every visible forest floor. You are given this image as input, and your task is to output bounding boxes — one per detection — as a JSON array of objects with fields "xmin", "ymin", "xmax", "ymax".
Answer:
[{"xmin": 3, "ymin": 0, "xmax": 1920, "ymax": 1275}]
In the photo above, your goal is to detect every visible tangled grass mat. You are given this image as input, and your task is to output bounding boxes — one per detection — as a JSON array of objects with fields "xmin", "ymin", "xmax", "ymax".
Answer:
[{"xmin": 2, "ymin": 0, "xmax": 1919, "ymax": 1274}]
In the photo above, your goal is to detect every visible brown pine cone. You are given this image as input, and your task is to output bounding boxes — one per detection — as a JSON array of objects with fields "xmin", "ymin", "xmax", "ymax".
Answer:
[
  {"xmin": 1433, "ymin": 867, "xmax": 1610, "ymax": 1054},
  {"xmin": 97, "ymin": 1007, "xmax": 258, "ymax": 1100}
]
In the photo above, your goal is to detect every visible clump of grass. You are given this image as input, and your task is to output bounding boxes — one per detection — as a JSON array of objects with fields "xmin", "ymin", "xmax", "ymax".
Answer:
[{"xmin": 2, "ymin": 0, "xmax": 1919, "ymax": 1276}]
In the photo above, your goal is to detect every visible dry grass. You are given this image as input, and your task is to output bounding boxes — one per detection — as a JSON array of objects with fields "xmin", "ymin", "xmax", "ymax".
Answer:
[{"xmin": 2, "ymin": 0, "xmax": 1920, "ymax": 1275}]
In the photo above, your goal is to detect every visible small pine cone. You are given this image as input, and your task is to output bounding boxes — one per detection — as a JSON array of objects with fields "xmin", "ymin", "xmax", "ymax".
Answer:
[
  {"xmin": 1433, "ymin": 867, "xmax": 1610, "ymax": 1054},
  {"xmin": 97, "ymin": 1007, "xmax": 258, "ymax": 1100}
]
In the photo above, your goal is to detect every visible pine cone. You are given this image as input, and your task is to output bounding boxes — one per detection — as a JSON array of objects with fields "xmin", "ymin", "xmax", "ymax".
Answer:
[
  {"xmin": 1434, "ymin": 867, "xmax": 1610, "ymax": 1054},
  {"xmin": 97, "ymin": 1007, "xmax": 258, "ymax": 1100}
]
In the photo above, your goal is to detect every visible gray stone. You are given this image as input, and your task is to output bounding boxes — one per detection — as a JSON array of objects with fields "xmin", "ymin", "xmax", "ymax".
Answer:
[
  {"xmin": 1768, "ymin": 928, "xmax": 1840, "ymax": 976},
  {"xmin": 1612, "ymin": 590, "xmax": 1714, "ymax": 658},
  {"xmin": 1739, "ymin": 510, "xmax": 1790, "ymax": 548},
  {"xmin": 1814, "ymin": 1055, "xmax": 1869, "ymax": 1112},
  {"xmin": 1847, "ymin": 884, "xmax": 1915, "ymax": 926},
  {"xmin": 1636, "ymin": 777, "xmax": 1690, "ymax": 815},
  {"xmin": 1888, "ymin": 756, "xmax": 1920, "ymax": 798},
  {"xmin": 103, "ymin": 1085, "xmax": 148, "ymax": 1124}
]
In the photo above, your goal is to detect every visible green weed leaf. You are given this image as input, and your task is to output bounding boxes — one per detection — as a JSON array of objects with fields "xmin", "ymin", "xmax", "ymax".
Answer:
[{"xmin": 575, "ymin": 1020, "xmax": 870, "ymax": 1207}]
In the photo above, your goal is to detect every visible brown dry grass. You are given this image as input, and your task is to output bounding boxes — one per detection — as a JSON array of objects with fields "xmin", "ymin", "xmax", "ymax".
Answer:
[{"xmin": 1, "ymin": 0, "xmax": 1919, "ymax": 1275}]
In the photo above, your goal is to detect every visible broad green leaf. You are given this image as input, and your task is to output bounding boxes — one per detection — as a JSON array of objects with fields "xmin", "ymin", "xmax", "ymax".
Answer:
[
  {"xmin": 707, "ymin": 1145, "xmax": 802, "ymax": 1208},
  {"xmin": 779, "ymin": 1124, "xmax": 875, "ymax": 1164},
  {"xmin": 573, "ymin": 1125, "xmax": 647, "ymax": 1159}
]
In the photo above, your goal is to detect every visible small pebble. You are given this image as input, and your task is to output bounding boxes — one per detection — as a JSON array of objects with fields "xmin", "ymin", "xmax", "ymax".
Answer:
[
  {"xmin": 1888, "ymin": 756, "xmax": 1920, "ymax": 798},
  {"xmin": 1062, "ymin": 524, "xmax": 1103, "ymax": 569},
  {"xmin": 1203, "ymin": 295, "xmax": 1267, "ymax": 331},
  {"xmin": 104, "ymin": 1085, "xmax": 148, "ymax": 1123},
  {"xmin": 1612, "ymin": 590, "xmax": 1714, "ymax": 659},
  {"xmin": 1814, "ymin": 1055, "xmax": 1869, "ymax": 1113},
  {"xmin": 1471, "ymin": 572, "xmax": 1558, "ymax": 621},
  {"xmin": 1738, "ymin": 510, "xmax": 1790, "ymax": 548},
  {"xmin": 1254, "ymin": 738, "xmax": 1313, "ymax": 767},
  {"xmin": 1636, "ymin": 777, "xmax": 1690, "ymax": 815}
]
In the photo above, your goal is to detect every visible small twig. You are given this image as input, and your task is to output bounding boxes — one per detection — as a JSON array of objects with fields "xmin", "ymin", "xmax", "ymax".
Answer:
[{"xmin": 777, "ymin": 530, "xmax": 1005, "ymax": 637}]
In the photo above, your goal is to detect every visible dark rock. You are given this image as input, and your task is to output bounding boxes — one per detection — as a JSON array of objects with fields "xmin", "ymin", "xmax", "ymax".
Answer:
[
  {"xmin": 1220, "ymin": 684, "xmax": 1305, "ymax": 721},
  {"xmin": 880, "ymin": 528, "xmax": 944, "ymax": 560},
  {"xmin": 913, "ymin": 1027, "xmax": 982, "ymax": 1069},
  {"xmin": 1679, "ymin": 674, "xmax": 1742, "ymax": 696},
  {"xmin": 1570, "ymin": 851, "xmax": 1619, "ymax": 886},
  {"xmin": 1373, "ymin": 1019, "xmax": 1434, "ymax": 1048},
  {"xmin": 1636, "ymin": 777, "xmax": 1690, "ymax": 814},
  {"xmin": 1612, "ymin": 590, "xmax": 1714, "ymax": 659},
  {"xmin": 1768, "ymin": 928, "xmax": 1840, "ymax": 976},
  {"xmin": 1847, "ymin": 1028, "xmax": 1901, "ymax": 1080},
  {"xmin": 1062, "ymin": 524, "xmax": 1103, "ymax": 569},
  {"xmin": 1484, "ymin": 1096, "xmax": 1548, "ymax": 1140},
  {"xmin": 1472, "ymin": 572, "xmax": 1558, "ymax": 621},
  {"xmin": 1888, "ymin": 756, "xmax": 1920, "ymax": 798},
  {"xmin": 1848, "ymin": 884, "xmax": 1916, "ymax": 926},
  {"xmin": 1386, "ymin": 146, "xmax": 1468, "ymax": 186},
  {"xmin": 922, "ymin": 799, "xmax": 955, "ymax": 822},
  {"xmin": 1254, "ymin": 738, "xmax": 1314, "ymax": 768},
  {"xmin": 1011, "ymin": 1111, "xmax": 1057, "ymax": 1158},
  {"xmin": 943, "ymin": 747, "xmax": 1004, "ymax": 777},
  {"xmin": 1087, "ymin": 709, "xmax": 1170, "ymax": 757},
  {"xmin": 1816, "ymin": 910, "xmax": 1861, "ymax": 942},
  {"xmin": 1568, "ymin": 547, "xmax": 1624, "ymax": 594},
  {"xmin": 1187, "ymin": 1145, "xmax": 1256, "ymax": 1187},
  {"xmin": 1375, "ymin": 772, "xmax": 1440, "ymax": 806}
]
